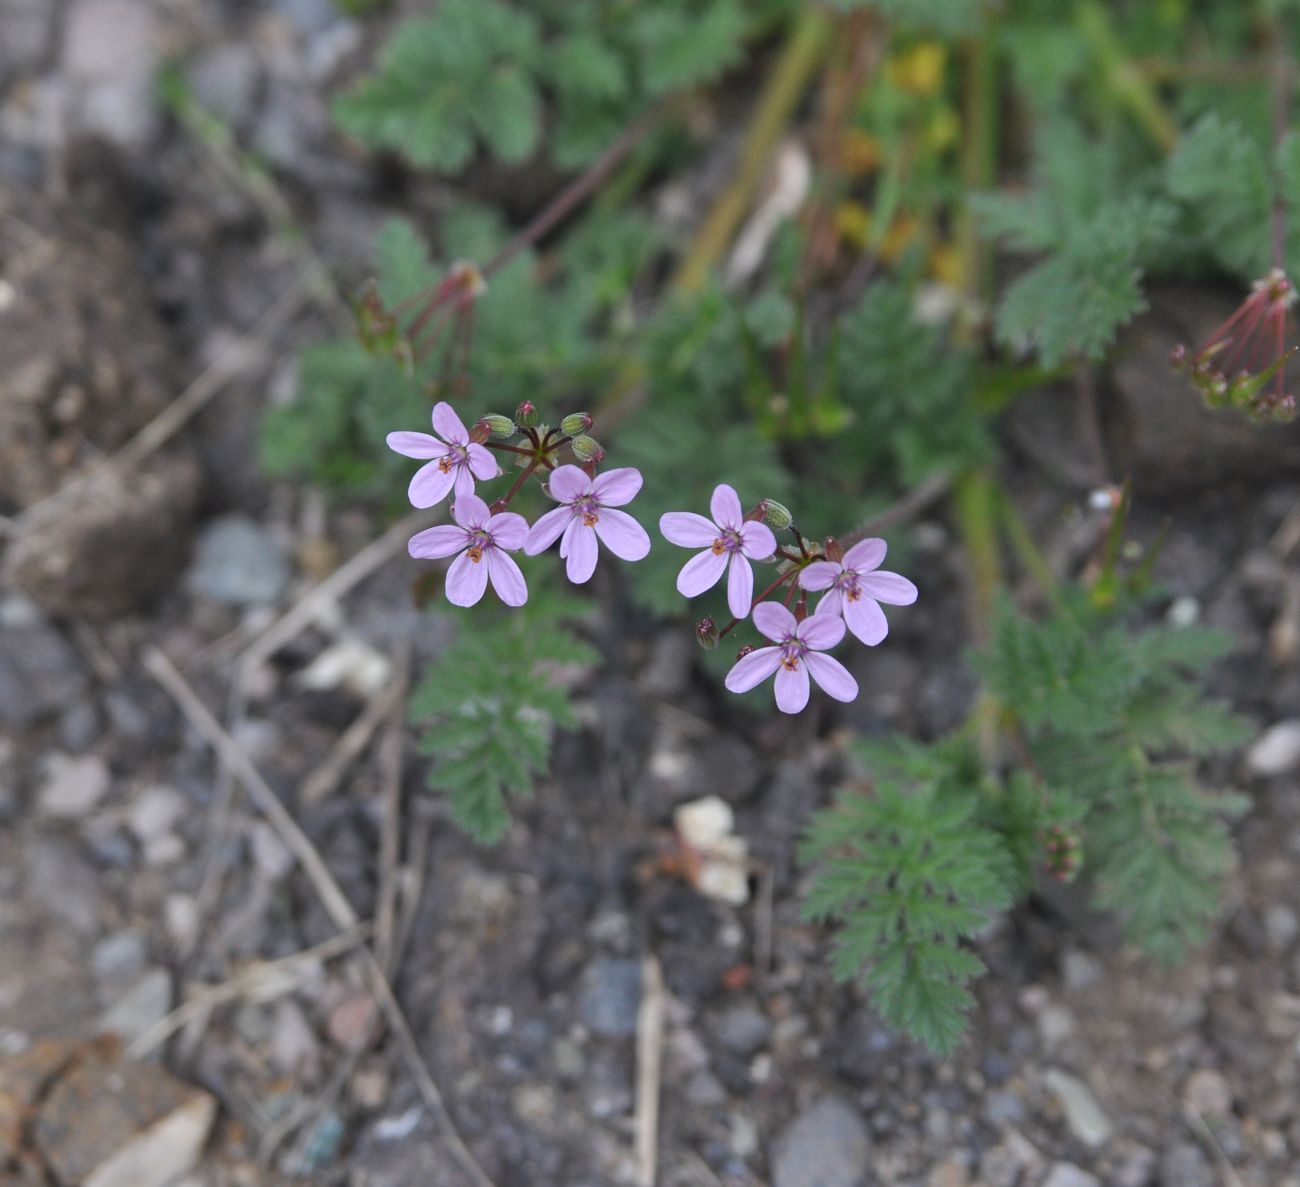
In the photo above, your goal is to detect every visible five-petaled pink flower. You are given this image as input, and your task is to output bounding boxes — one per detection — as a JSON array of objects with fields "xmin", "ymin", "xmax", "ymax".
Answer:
[
  {"xmin": 387, "ymin": 401, "xmax": 499, "ymax": 508},
  {"xmin": 407, "ymin": 493, "xmax": 528, "ymax": 607},
  {"xmin": 725, "ymin": 602, "xmax": 858, "ymax": 713},
  {"xmin": 524, "ymin": 465, "xmax": 651, "ymax": 583},
  {"xmin": 798, "ymin": 538, "xmax": 917, "ymax": 645},
  {"xmin": 660, "ymin": 484, "xmax": 777, "ymax": 619}
]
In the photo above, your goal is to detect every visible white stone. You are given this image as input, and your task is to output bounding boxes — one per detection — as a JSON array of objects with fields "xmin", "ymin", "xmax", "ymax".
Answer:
[
  {"xmin": 127, "ymin": 786, "xmax": 186, "ymax": 842},
  {"xmin": 83, "ymin": 1090, "xmax": 216, "ymax": 1187},
  {"xmin": 1247, "ymin": 720, "xmax": 1300, "ymax": 776},
  {"xmin": 37, "ymin": 753, "xmax": 110, "ymax": 818},
  {"xmin": 1045, "ymin": 1068, "xmax": 1113, "ymax": 1149}
]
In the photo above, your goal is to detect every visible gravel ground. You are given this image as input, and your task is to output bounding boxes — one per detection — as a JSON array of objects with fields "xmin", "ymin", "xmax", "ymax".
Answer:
[{"xmin": 1, "ymin": 3, "xmax": 1299, "ymax": 1186}]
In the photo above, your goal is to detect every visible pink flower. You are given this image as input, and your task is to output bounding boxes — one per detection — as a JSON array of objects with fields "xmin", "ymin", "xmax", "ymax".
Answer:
[
  {"xmin": 660, "ymin": 485, "xmax": 777, "ymax": 618},
  {"xmin": 798, "ymin": 538, "xmax": 917, "ymax": 645},
  {"xmin": 387, "ymin": 401, "xmax": 499, "ymax": 508},
  {"xmin": 524, "ymin": 465, "xmax": 651, "ymax": 583},
  {"xmin": 407, "ymin": 492, "xmax": 528, "ymax": 607},
  {"xmin": 724, "ymin": 602, "xmax": 858, "ymax": 714}
]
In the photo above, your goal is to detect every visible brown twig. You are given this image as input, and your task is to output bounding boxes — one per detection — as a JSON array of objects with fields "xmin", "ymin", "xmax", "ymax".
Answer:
[
  {"xmin": 633, "ymin": 955, "xmax": 666, "ymax": 1187},
  {"xmin": 375, "ymin": 643, "xmax": 412, "ymax": 977},
  {"xmin": 142, "ymin": 647, "xmax": 501, "ymax": 1187},
  {"xmin": 300, "ymin": 673, "xmax": 407, "ymax": 807}
]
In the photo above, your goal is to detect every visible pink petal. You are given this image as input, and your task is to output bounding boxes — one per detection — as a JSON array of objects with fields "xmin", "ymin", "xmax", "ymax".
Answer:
[
  {"xmin": 408, "ymin": 524, "xmax": 467, "ymax": 560},
  {"xmin": 547, "ymin": 465, "xmax": 591, "ymax": 503},
  {"xmin": 452, "ymin": 492, "xmax": 490, "ymax": 530},
  {"xmin": 844, "ymin": 595, "xmax": 889, "ymax": 645},
  {"xmin": 723, "ymin": 646, "xmax": 782, "ymax": 693},
  {"xmin": 798, "ymin": 561, "xmax": 841, "ymax": 591},
  {"xmin": 752, "ymin": 601, "xmax": 797, "ymax": 643},
  {"xmin": 739, "ymin": 520, "xmax": 776, "ymax": 560},
  {"xmin": 452, "ymin": 464, "xmax": 476, "ymax": 499},
  {"xmin": 857, "ymin": 571, "xmax": 918, "ymax": 605},
  {"xmin": 486, "ymin": 550, "xmax": 528, "ymax": 607},
  {"xmin": 593, "ymin": 508, "xmax": 650, "ymax": 561},
  {"xmin": 815, "ymin": 588, "xmax": 844, "ymax": 618},
  {"xmin": 660, "ymin": 512, "xmax": 719, "ymax": 548},
  {"xmin": 710, "ymin": 483, "xmax": 743, "ymax": 530},
  {"xmin": 444, "ymin": 549, "xmax": 488, "ymax": 606},
  {"xmin": 488, "ymin": 511, "xmax": 528, "ymax": 551},
  {"xmin": 676, "ymin": 548, "xmax": 727, "ymax": 598},
  {"xmin": 408, "ymin": 460, "xmax": 457, "ymax": 508},
  {"xmin": 524, "ymin": 506, "xmax": 572, "ymax": 555},
  {"xmin": 563, "ymin": 522, "xmax": 599, "ymax": 583},
  {"xmin": 805, "ymin": 652, "xmax": 859, "ymax": 702},
  {"xmin": 387, "ymin": 431, "xmax": 448, "ymax": 459},
  {"xmin": 726, "ymin": 554, "xmax": 754, "ymax": 619},
  {"xmin": 432, "ymin": 401, "xmax": 469, "ymax": 445},
  {"xmin": 592, "ymin": 467, "xmax": 643, "ymax": 507},
  {"xmin": 843, "ymin": 537, "xmax": 887, "ymax": 573},
  {"xmin": 774, "ymin": 661, "xmax": 811, "ymax": 714},
  {"xmin": 797, "ymin": 611, "xmax": 845, "ymax": 651},
  {"xmin": 466, "ymin": 443, "xmax": 500, "ymax": 481}
]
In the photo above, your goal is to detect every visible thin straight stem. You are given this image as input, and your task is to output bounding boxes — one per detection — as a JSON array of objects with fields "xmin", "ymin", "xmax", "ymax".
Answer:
[
  {"xmin": 1075, "ymin": 361, "xmax": 1110, "ymax": 487},
  {"xmin": 495, "ymin": 461, "xmax": 541, "ymax": 509},
  {"xmin": 717, "ymin": 570, "xmax": 799, "ymax": 638},
  {"xmin": 1272, "ymin": 12, "xmax": 1295, "ymax": 270}
]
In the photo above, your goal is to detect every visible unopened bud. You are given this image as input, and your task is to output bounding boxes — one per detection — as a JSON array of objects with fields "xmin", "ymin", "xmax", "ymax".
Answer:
[
  {"xmin": 735, "ymin": 644, "xmax": 756, "ymax": 663},
  {"xmin": 760, "ymin": 499, "xmax": 793, "ymax": 530},
  {"xmin": 695, "ymin": 617, "xmax": 719, "ymax": 649},
  {"xmin": 481, "ymin": 414, "xmax": 516, "ymax": 438},
  {"xmin": 571, "ymin": 435, "xmax": 605, "ymax": 463},
  {"xmin": 561, "ymin": 411, "xmax": 593, "ymax": 436},
  {"xmin": 515, "ymin": 400, "xmax": 539, "ymax": 429},
  {"xmin": 469, "ymin": 421, "xmax": 491, "ymax": 445},
  {"xmin": 824, "ymin": 536, "xmax": 844, "ymax": 563}
]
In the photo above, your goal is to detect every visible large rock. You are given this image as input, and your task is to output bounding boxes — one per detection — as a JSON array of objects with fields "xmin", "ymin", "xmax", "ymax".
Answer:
[{"xmin": 4, "ymin": 454, "xmax": 201, "ymax": 618}]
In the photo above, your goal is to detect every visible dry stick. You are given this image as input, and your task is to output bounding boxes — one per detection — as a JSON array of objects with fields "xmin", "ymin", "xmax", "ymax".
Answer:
[
  {"xmin": 633, "ymin": 955, "xmax": 666, "ymax": 1187},
  {"xmin": 374, "ymin": 643, "xmax": 412, "ymax": 977},
  {"xmin": 301, "ymin": 674, "xmax": 407, "ymax": 807},
  {"xmin": 17, "ymin": 273, "xmax": 311, "ymax": 529},
  {"xmin": 143, "ymin": 648, "xmax": 500, "ymax": 1187},
  {"xmin": 839, "ymin": 471, "xmax": 953, "ymax": 547},
  {"xmin": 130, "ymin": 924, "xmax": 371, "ymax": 1058}
]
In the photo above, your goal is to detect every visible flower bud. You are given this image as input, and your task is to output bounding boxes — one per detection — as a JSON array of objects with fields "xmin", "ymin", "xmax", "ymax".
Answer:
[
  {"xmin": 695, "ymin": 617, "xmax": 720, "ymax": 649},
  {"xmin": 469, "ymin": 421, "xmax": 492, "ymax": 445},
  {"xmin": 571, "ymin": 435, "xmax": 605, "ymax": 463},
  {"xmin": 760, "ymin": 499, "xmax": 793, "ymax": 530},
  {"xmin": 515, "ymin": 400, "xmax": 539, "ymax": 429},
  {"xmin": 735, "ymin": 644, "xmax": 756, "ymax": 663},
  {"xmin": 823, "ymin": 536, "xmax": 844, "ymax": 563},
  {"xmin": 561, "ymin": 412, "xmax": 593, "ymax": 436},
  {"xmin": 480, "ymin": 414, "xmax": 517, "ymax": 438}
]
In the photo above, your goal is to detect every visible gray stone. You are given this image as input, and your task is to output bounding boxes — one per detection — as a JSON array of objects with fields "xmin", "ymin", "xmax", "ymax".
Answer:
[
  {"xmin": 91, "ymin": 932, "xmax": 149, "ymax": 998},
  {"xmin": 275, "ymin": 0, "xmax": 338, "ymax": 35},
  {"xmin": 771, "ymin": 1097, "xmax": 871, "ymax": 1187},
  {"xmin": 37, "ymin": 753, "xmax": 111, "ymax": 819},
  {"xmin": 187, "ymin": 44, "xmax": 260, "ymax": 128},
  {"xmin": 1043, "ymin": 1164, "xmax": 1100, "ymax": 1187},
  {"xmin": 1158, "ymin": 1143, "xmax": 1214, "ymax": 1187},
  {"xmin": 714, "ymin": 1005, "xmax": 772, "ymax": 1057},
  {"xmin": 578, "ymin": 958, "xmax": 642, "ymax": 1038},
  {"xmin": 0, "ymin": 617, "xmax": 89, "ymax": 731},
  {"xmin": 64, "ymin": 0, "xmax": 160, "ymax": 146},
  {"xmin": 1247, "ymin": 720, "xmax": 1300, "ymax": 777},
  {"xmin": 1114, "ymin": 1145, "xmax": 1156, "ymax": 1187},
  {"xmin": 1264, "ymin": 905, "xmax": 1299, "ymax": 951},
  {"xmin": 1183, "ymin": 1068, "xmax": 1232, "ymax": 1117},
  {"xmin": 685, "ymin": 1070, "xmax": 728, "ymax": 1107},
  {"xmin": 99, "ymin": 968, "xmax": 172, "ymax": 1044},
  {"xmin": 1045, "ymin": 1069, "xmax": 1112, "ymax": 1149},
  {"xmin": 25, "ymin": 835, "xmax": 103, "ymax": 936},
  {"xmin": 0, "ymin": 0, "xmax": 56, "ymax": 77},
  {"xmin": 59, "ymin": 701, "xmax": 102, "ymax": 752},
  {"xmin": 983, "ymin": 1090, "xmax": 1026, "ymax": 1128},
  {"xmin": 1061, "ymin": 949, "xmax": 1103, "ymax": 992},
  {"xmin": 186, "ymin": 516, "xmax": 291, "ymax": 606}
]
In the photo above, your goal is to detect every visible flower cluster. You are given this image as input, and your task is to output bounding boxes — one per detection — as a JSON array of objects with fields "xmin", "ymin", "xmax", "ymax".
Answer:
[
  {"xmin": 389, "ymin": 401, "xmax": 650, "ymax": 607},
  {"xmin": 1171, "ymin": 267, "xmax": 1299, "ymax": 422},
  {"xmin": 390, "ymin": 411, "xmax": 918, "ymax": 715},
  {"xmin": 660, "ymin": 484, "xmax": 917, "ymax": 715}
]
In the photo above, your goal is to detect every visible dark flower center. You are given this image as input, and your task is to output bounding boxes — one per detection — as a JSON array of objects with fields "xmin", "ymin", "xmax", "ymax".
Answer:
[{"xmin": 710, "ymin": 529, "xmax": 742, "ymax": 556}]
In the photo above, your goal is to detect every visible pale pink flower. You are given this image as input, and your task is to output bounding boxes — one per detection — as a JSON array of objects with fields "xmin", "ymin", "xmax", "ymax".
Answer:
[
  {"xmin": 724, "ymin": 602, "xmax": 858, "ymax": 714},
  {"xmin": 387, "ymin": 401, "xmax": 499, "ymax": 508},
  {"xmin": 660, "ymin": 484, "xmax": 777, "ymax": 618},
  {"xmin": 524, "ymin": 465, "xmax": 650, "ymax": 583},
  {"xmin": 798, "ymin": 538, "xmax": 917, "ymax": 645},
  {"xmin": 407, "ymin": 493, "xmax": 527, "ymax": 607}
]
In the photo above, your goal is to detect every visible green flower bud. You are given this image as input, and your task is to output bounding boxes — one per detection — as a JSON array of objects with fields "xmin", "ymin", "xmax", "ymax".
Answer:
[
  {"xmin": 561, "ymin": 412, "xmax": 594, "ymax": 435},
  {"xmin": 760, "ymin": 499, "xmax": 793, "ymax": 530},
  {"xmin": 571, "ymin": 435, "xmax": 605, "ymax": 463},
  {"xmin": 480, "ymin": 414, "xmax": 517, "ymax": 438},
  {"xmin": 515, "ymin": 401, "xmax": 539, "ymax": 429}
]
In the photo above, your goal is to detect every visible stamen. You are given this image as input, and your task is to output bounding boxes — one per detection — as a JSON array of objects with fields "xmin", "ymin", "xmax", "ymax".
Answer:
[
  {"xmin": 467, "ymin": 545, "xmax": 483, "ymax": 563},
  {"xmin": 582, "ymin": 512, "xmax": 599, "ymax": 528}
]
